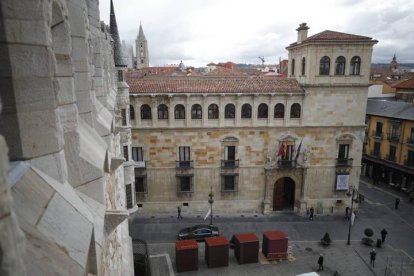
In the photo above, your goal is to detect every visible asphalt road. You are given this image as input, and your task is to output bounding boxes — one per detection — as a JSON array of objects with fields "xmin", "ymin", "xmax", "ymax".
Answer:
[{"xmin": 129, "ymin": 178, "xmax": 414, "ymax": 258}]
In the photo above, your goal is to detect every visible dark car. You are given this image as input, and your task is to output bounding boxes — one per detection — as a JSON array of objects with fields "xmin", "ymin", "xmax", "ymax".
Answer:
[{"xmin": 177, "ymin": 224, "xmax": 219, "ymax": 241}]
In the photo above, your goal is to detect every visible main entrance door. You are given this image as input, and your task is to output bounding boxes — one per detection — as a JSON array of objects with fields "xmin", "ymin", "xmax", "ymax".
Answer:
[{"xmin": 273, "ymin": 177, "xmax": 295, "ymax": 211}]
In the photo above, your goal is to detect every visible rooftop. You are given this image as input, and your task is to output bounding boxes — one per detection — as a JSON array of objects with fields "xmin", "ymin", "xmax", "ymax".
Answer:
[{"xmin": 367, "ymin": 98, "xmax": 414, "ymax": 121}]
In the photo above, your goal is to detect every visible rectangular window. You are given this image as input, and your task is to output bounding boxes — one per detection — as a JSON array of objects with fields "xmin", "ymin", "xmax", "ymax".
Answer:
[
  {"xmin": 121, "ymin": 109, "xmax": 127, "ymax": 126},
  {"xmin": 410, "ymin": 128, "xmax": 414, "ymax": 142},
  {"xmin": 178, "ymin": 176, "xmax": 192, "ymax": 192},
  {"xmin": 125, "ymin": 184, "xmax": 132, "ymax": 209},
  {"xmin": 117, "ymin": 70, "xmax": 124, "ymax": 82},
  {"xmin": 135, "ymin": 177, "xmax": 147, "ymax": 193},
  {"xmin": 373, "ymin": 142, "xmax": 381, "ymax": 157},
  {"xmin": 407, "ymin": 150, "xmax": 414, "ymax": 166},
  {"xmin": 123, "ymin": 145, "xmax": 129, "ymax": 161},
  {"xmin": 224, "ymin": 146, "xmax": 235, "ymax": 160},
  {"xmin": 375, "ymin": 122, "xmax": 383, "ymax": 137},
  {"xmin": 338, "ymin": 144, "xmax": 349, "ymax": 159},
  {"xmin": 222, "ymin": 175, "xmax": 238, "ymax": 192},
  {"xmin": 178, "ymin": 146, "xmax": 191, "ymax": 168},
  {"xmin": 132, "ymin": 147, "xmax": 143, "ymax": 162},
  {"xmin": 389, "ymin": 146, "xmax": 396, "ymax": 162}
]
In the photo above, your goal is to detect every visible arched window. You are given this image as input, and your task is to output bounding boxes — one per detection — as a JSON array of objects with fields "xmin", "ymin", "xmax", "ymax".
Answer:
[
  {"xmin": 174, "ymin": 104, "xmax": 185, "ymax": 119},
  {"xmin": 301, "ymin": 57, "xmax": 306, "ymax": 75},
  {"xmin": 290, "ymin": 103, "xmax": 301, "ymax": 118},
  {"xmin": 225, "ymin": 104, "xmax": 235, "ymax": 119},
  {"xmin": 141, "ymin": 104, "xmax": 152, "ymax": 120},
  {"xmin": 241, "ymin": 104, "xmax": 252, "ymax": 118},
  {"xmin": 158, "ymin": 104, "xmax": 168, "ymax": 119},
  {"xmin": 274, "ymin": 103, "xmax": 285, "ymax": 118},
  {"xmin": 191, "ymin": 104, "xmax": 202, "ymax": 119},
  {"xmin": 130, "ymin": 105, "xmax": 135, "ymax": 120},
  {"xmin": 291, "ymin": 59, "xmax": 295, "ymax": 76},
  {"xmin": 258, "ymin": 103, "xmax": 268, "ymax": 119},
  {"xmin": 335, "ymin": 56, "xmax": 346, "ymax": 75},
  {"xmin": 208, "ymin": 104, "xmax": 219, "ymax": 119},
  {"xmin": 350, "ymin": 56, "xmax": 361, "ymax": 75},
  {"xmin": 319, "ymin": 56, "xmax": 330, "ymax": 75}
]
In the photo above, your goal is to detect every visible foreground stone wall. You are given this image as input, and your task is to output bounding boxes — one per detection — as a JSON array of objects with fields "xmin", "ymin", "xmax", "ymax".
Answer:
[{"xmin": 0, "ymin": 0, "xmax": 133, "ymax": 275}]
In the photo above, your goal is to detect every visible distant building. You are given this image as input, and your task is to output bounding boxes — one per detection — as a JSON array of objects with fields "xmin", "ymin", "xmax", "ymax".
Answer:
[
  {"xmin": 362, "ymin": 99, "xmax": 414, "ymax": 193},
  {"xmin": 136, "ymin": 23, "xmax": 149, "ymax": 68}
]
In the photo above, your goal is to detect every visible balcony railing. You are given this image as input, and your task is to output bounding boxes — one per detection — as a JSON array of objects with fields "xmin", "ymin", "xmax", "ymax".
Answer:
[
  {"xmin": 385, "ymin": 155, "xmax": 396, "ymax": 162},
  {"xmin": 371, "ymin": 130, "xmax": 383, "ymax": 139},
  {"xmin": 336, "ymin": 158, "xmax": 353, "ymax": 167},
  {"xmin": 404, "ymin": 159, "xmax": 414, "ymax": 167},
  {"xmin": 387, "ymin": 133, "xmax": 400, "ymax": 142},
  {"xmin": 407, "ymin": 137, "xmax": 414, "ymax": 145},
  {"xmin": 370, "ymin": 150, "xmax": 381, "ymax": 158},
  {"xmin": 176, "ymin": 160, "xmax": 194, "ymax": 168},
  {"xmin": 133, "ymin": 160, "xmax": 146, "ymax": 169},
  {"xmin": 221, "ymin": 159, "xmax": 240, "ymax": 168},
  {"xmin": 277, "ymin": 159, "xmax": 296, "ymax": 168}
]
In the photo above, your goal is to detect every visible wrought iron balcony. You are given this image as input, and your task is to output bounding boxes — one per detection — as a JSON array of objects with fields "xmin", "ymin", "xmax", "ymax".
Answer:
[
  {"xmin": 277, "ymin": 159, "xmax": 296, "ymax": 169},
  {"xmin": 370, "ymin": 150, "xmax": 381, "ymax": 158},
  {"xmin": 387, "ymin": 133, "xmax": 400, "ymax": 142},
  {"xmin": 336, "ymin": 158, "xmax": 353, "ymax": 167},
  {"xmin": 371, "ymin": 130, "xmax": 383, "ymax": 139},
  {"xmin": 176, "ymin": 160, "xmax": 194, "ymax": 169},
  {"xmin": 407, "ymin": 137, "xmax": 414, "ymax": 145},
  {"xmin": 404, "ymin": 159, "xmax": 414, "ymax": 167},
  {"xmin": 134, "ymin": 160, "xmax": 146, "ymax": 169},
  {"xmin": 221, "ymin": 159, "xmax": 239, "ymax": 168},
  {"xmin": 385, "ymin": 155, "xmax": 396, "ymax": 162}
]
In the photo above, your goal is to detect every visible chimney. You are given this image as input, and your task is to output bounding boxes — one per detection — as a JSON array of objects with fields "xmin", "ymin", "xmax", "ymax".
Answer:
[{"xmin": 296, "ymin": 23, "xmax": 309, "ymax": 43}]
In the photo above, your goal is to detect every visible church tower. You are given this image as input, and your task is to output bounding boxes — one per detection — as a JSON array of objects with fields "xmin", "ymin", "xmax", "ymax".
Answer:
[{"xmin": 136, "ymin": 23, "xmax": 149, "ymax": 68}]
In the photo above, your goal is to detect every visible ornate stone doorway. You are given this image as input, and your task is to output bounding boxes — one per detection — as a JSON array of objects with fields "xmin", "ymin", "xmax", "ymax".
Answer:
[{"xmin": 273, "ymin": 177, "xmax": 295, "ymax": 211}]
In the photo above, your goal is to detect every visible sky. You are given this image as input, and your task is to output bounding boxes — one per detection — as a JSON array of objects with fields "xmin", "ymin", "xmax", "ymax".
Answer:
[{"xmin": 100, "ymin": 0, "xmax": 414, "ymax": 67}]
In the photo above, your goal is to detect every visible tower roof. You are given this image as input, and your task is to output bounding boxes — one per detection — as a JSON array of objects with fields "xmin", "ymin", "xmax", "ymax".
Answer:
[
  {"xmin": 109, "ymin": 0, "xmax": 126, "ymax": 67},
  {"xmin": 138, "ymin": 23, "xmax": 146, "ymax": 40}
]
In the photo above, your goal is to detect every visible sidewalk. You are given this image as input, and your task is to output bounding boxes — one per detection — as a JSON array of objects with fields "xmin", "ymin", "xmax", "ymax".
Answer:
[{"xmin": 147, "ymin": 239, "xmax": 408, "ymax": 276}]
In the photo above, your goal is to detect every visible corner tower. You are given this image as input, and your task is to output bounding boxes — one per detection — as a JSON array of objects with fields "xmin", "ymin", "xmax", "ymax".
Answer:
[{"xmin": 136, "ymin": 23, "xmax": 149, "ymax": 68}]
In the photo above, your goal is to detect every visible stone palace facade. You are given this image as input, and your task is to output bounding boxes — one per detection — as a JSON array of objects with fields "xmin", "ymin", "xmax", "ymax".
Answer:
[{"xmin": 126, "ymin": 23, "xmax": 377, "ymax": 216}]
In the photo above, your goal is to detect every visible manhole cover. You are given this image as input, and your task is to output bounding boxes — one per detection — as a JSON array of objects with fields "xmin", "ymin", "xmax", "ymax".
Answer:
[{"xmin": 305, "ymin": 247, "xmax": 313, "ymax": 252}]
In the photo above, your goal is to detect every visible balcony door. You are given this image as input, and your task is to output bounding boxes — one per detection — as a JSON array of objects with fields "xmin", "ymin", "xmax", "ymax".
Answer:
[{"xmin": 338, "ymin": 144, "xmax": 349, "ymax": 159}]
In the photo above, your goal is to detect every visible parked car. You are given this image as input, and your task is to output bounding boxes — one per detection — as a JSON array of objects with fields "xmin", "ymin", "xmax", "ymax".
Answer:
[{"xmin": 177, "ymin": 224, "xmax": 219, "ymax": 241}]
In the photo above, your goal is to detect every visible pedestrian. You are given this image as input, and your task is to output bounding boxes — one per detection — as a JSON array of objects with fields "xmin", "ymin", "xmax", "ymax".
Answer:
[
  {"xmin": 317, "ymin": 254, "xmax": 324, "ymax": 271},
  {"xmin": 177, "ymin": 206, "xmax": 183, "ymax": 219},
  {"xmin": 345, "ymin": 206, "xmax": 350, "ymax": 220},
  {"xmin": 370, "ymin": 249, "xmax": 376, "ymax": 267},
  {"xmin": 380, "ymin": 228, "xmax": 388, "ymax": 243},
  {"xmin": 395, "ymin": 198, "xmax": 400, "ymax": 209},
  {"xmin": 309, "ymin": 207, "xmax": 314, "ymax": 221}
]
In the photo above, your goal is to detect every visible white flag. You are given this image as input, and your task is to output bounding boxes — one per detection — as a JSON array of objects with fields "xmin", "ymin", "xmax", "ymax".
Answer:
[
  {"xmin": 204, "ymin": 209, "xmax": 211, "ymax": 221},
  {"xmin": 351, "ymin": 212, "xmax": 356, "ymax": 225}
]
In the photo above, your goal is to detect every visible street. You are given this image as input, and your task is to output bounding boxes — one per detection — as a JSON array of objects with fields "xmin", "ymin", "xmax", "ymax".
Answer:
[{"xmin": 129, "ymin": 179, "xmax": 414, "ymax": 275}]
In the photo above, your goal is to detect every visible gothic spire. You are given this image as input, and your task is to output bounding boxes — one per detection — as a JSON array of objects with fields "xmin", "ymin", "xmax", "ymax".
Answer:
[
  {"xmin": 109, "ymin": 0, "xmax": 126, "ymax": 67},
  {"xmin": 138, "ymin": 23, "xmax": 146, "ymax": 40}
]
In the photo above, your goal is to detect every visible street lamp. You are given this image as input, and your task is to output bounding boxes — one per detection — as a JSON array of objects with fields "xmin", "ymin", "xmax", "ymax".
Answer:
[
  {"xmin": 208, "ymin": 186, "xmax": 214, "ymax": 226},
  {"xmin": 346, "ymin": 186, "xmax": 358, "ymax": 245}
]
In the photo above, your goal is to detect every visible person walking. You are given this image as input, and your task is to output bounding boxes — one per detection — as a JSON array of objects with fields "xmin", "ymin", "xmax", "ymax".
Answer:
[
  {"xmin": 309, "ymin": 207, "xmax": 314, "ymax": 221},
  {"xmin": 370, "ymin": 249, "xmax": 376, "ymax": 267},
  {"xmin": 395, "ymin": 198, "xmax": 400, "ymax": 209},
  {"xmin": 317, "ymin": 254, "xmax": 324, "ymax": 271},
  {"xmin": 345, "ymin": 206, "xmax": 350, "ymax": 220},
  {"xmin": 380, "ymin": 228, "xmax": 388, "ymax": 243},
  {"xmin": 177, "ymin": 206, "xmax": 183, "ymax": 219}
]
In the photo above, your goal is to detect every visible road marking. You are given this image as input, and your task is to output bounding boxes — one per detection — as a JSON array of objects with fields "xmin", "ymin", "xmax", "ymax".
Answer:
[{"xmin": 150, "ymin": 253, "xmax": 175, "ymax": 276}]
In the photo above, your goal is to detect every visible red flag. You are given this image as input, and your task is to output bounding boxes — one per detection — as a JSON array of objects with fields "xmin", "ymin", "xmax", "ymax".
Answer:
[{"xmin": 278, "ymin": 142, "xmax": 286, "ymax": 158}]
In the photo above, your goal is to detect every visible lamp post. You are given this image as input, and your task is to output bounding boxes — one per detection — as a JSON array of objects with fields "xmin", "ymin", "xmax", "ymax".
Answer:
[
  {"xmin": 346, "ymin": 186, "xmax": 358, "ymax": 245},
  {"xmin": 208, "ymin": 187, "xmax": 214, "ymax": 226}
]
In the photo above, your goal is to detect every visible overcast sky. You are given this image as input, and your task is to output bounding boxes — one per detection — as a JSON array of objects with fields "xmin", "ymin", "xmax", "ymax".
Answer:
[{"xmin": 100, "ymin": 0, "xmax": 414, "ymax": 67}]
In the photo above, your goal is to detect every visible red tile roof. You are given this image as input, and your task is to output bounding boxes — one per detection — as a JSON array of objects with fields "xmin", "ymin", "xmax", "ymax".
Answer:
[
  {"xmin": 391, "ymin": 79, "xmax": 414, "ymax": 89},
  {"xmin": 288, "ymin": 30, "xmax": 377, "ymax": 47},
  {"xmin": 127, "ymin": 76, "xmax": 303, "ymax": 94}
]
